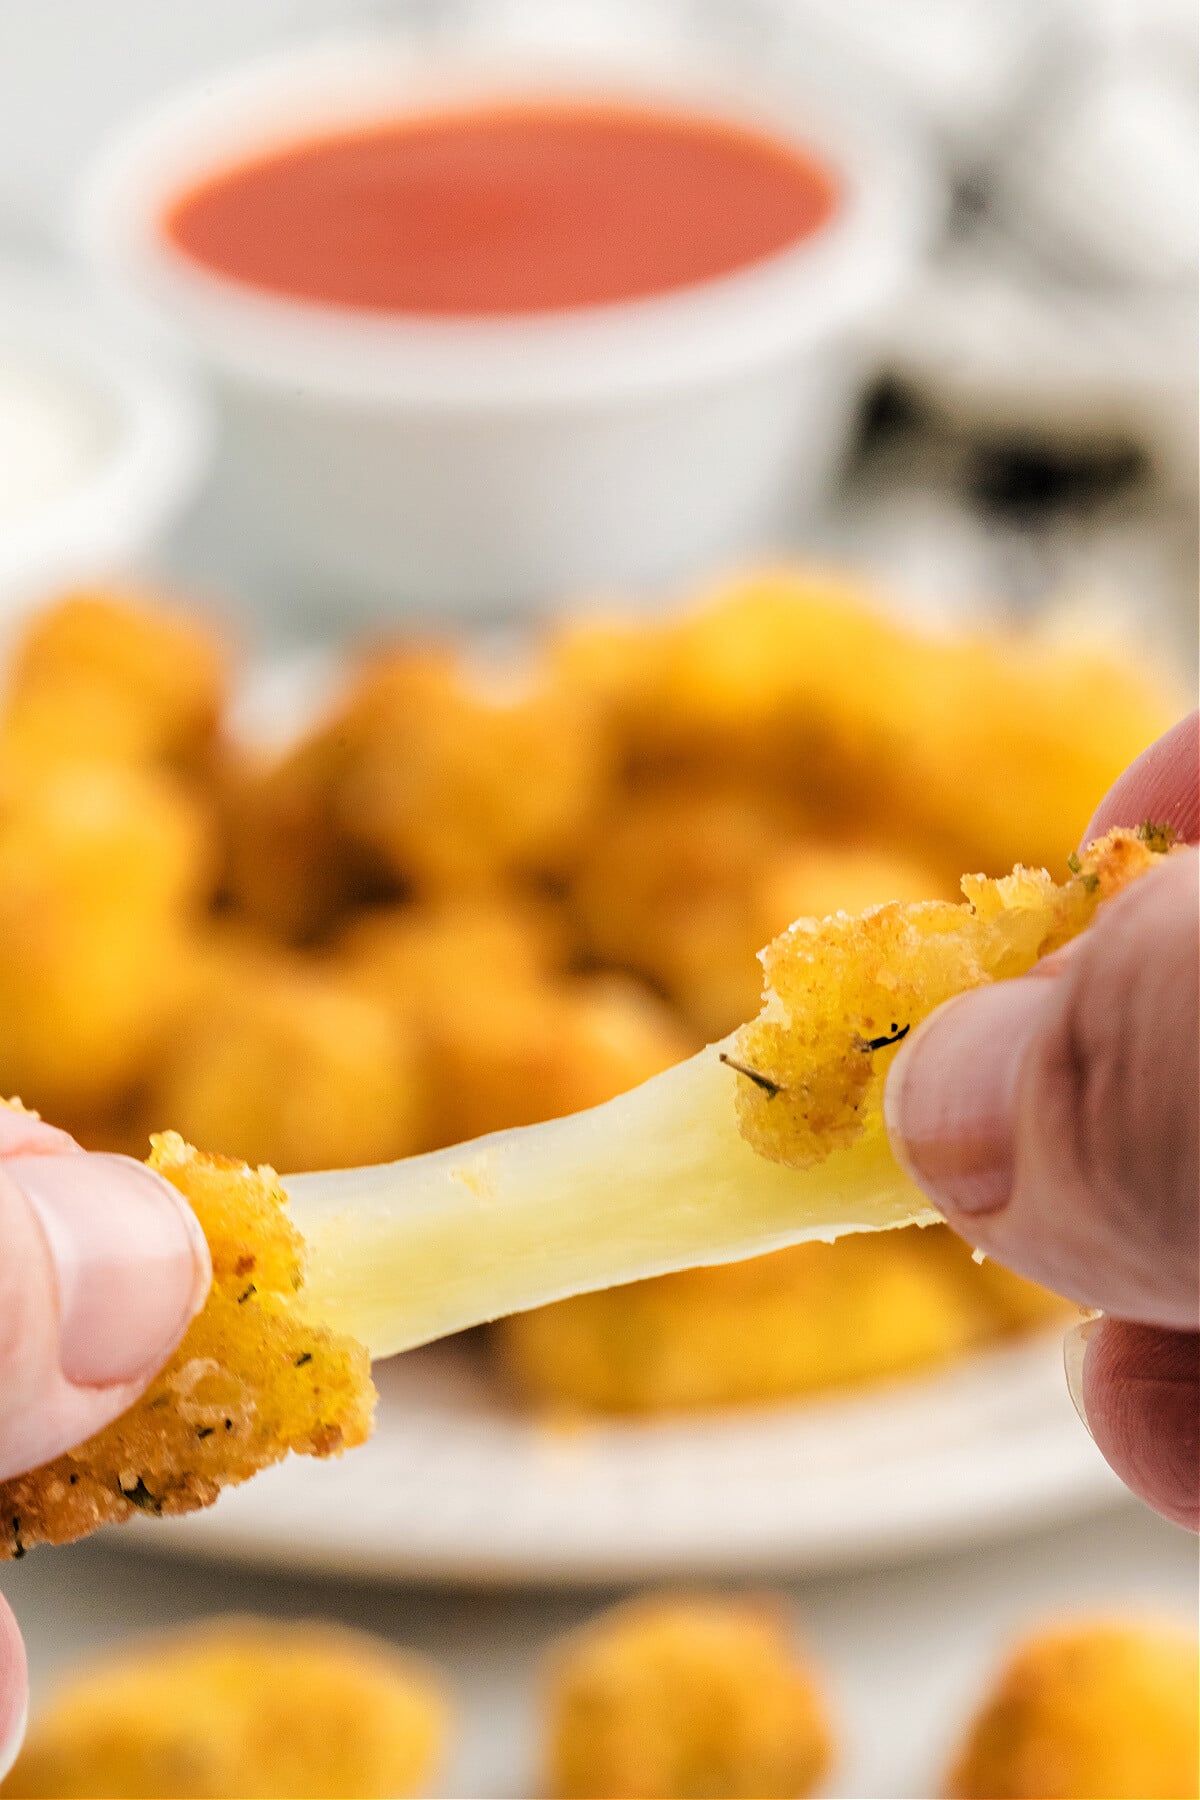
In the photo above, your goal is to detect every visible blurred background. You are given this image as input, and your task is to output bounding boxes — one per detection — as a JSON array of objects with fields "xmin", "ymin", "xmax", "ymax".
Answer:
[{"xmin": 0, "ymin": 3, "xmax": 1196, "ymax": 1798}]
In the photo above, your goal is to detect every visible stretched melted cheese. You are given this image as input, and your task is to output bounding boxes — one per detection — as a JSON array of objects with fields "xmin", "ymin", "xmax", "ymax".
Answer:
[
  {"xmin": 285, "ymin": 826, "xmax": 1172, "ymax": 1359},
  {"xmin": 285, "ymin": 1040, "xmax": 932, "ymax": 1358}
]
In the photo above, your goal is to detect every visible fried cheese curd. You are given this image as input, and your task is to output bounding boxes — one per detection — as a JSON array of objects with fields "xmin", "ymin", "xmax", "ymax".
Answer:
[
  {"xmin": 551, "ymin": 572, "xmax": 1174, "ymax": 877},
  {"xmin": 572, "ymin": 783, "xmax": 947, "ymax": 1040},
  {"xmin": 732, "ymin": 826, "xmax": 1175, "ymax": 1172},
  {"xmin": 0, "ymin": 759, "xmax": 214, "ymax": 1121},
  {"xmin": 946, "ymin": 1619, "xmax": 1200, "ymax": 1800},
  {"xmin": 550, "ymin": 572, "xmax": 890, "ymax": 803},
  {"xmin": 507, "ymin": 830, "xmax": 1162, "ymax": 1418},
  {"xmin": 419, "ymin": 972, "xmax": 692, "ymax": 1146},
  {"xmin": 219, "ymin": 719, "xmax": 386, "ymax": 946},
  {"xmin": 0, "ymin": 588, "xmax": 226, "ymax": 777},
  {"xmin": 0, "ymin": 1131, "xmax": 374, "ymax": 1557},
  {"xmin": 544, "ymin": 1594, "xmax": 833, "ymax": 1800},
  {"xmin": 571, "ymin": 783, "xmax": 802, "ymax": 1040},
  {"xmin": 336, "ymin": 895, "xmax": 688, "ymax": 1147},
  {"xmin": 335, "ymin": 646, "xmax": 607, "ymax": 894},
  {"xmin": 337, "ymin": 892, "xmax": 570, "ymax": 1018},
  {"xmin": 2, "ymin": 1616, "xmax": 449, "ymax": 1800},
  {"xmin": 143, "ymin": 934, "xmax": 425, "ymax": 1172},
  {"xmin": 494, "ymin": 1225, "xmax": 1066, "ymax": 1413}
]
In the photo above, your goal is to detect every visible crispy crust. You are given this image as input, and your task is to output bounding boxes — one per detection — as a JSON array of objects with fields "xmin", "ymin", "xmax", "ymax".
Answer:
[
  {"xmin": 0, "ymin": 1135, "xmax": 374, "ymax": 1558},
  {"xmin": 732, "ymin": 826, "xmax": 1177, "ymax": 1170},
  {"xmin": 1, "ymin": 1615, "xmax": 449, "ymax": 1799},
  {"xmin": 544, "ymin": 1593, "xmax": 834, "ymax": 1800},
  {"xmin": 946, "ymin": 1620, "xmax": 1200, "ymax": 1800}
]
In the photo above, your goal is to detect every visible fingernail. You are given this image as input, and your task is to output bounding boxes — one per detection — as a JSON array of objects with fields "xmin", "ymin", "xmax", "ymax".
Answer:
[
  {"xmin": 883, "ymin": 976, "xmax": 1058, "ymax": 1216},
  {"xmin": 1063, "ymin": 1313, "xmax": 1102, "ymax": 1439},
  {"xmin": 9, "ymin": 1153, "xmax": 211, "ymax": 1388}
]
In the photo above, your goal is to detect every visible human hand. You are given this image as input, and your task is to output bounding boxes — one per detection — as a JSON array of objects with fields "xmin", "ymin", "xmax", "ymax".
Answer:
[
  {"xmin": 0, "ymin": 1111, "xmax": 210, "ymax": 1776},
  {"xmin": 885, "ymin": 712, "xmax": 1199, "ymax": 1530}
]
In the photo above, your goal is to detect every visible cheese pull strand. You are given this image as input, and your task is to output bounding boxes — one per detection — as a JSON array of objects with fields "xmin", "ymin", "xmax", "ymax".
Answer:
[
  {"xmin": 285, "ymin": 827, "xmax": 1174, "ymax": 1360},
  {"xmin": 284, "ymin": 1038, "xmax": 933, "ymax": 1360}
]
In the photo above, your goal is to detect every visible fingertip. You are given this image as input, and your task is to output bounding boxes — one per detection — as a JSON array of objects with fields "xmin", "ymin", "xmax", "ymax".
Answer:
[
  {"xmin": 0, "ymin": 1104, "xmax": 82, "ymax": 1160},
  {"xmin": 0, "ymin": 1154, "xmax": 211, "ymax": 1481},
  {"xmin": 882, "ymin": 979, "xmax": 1056, "ymax": 1222},
  {"xmin": 10, "ymin": 1153, "xmax": 211, "ymax": 1390},
  {"xmin": 1081, "ymin": 1319, "xmax": 1200, "ymax": 1532},
  {"xmin": 1083, "ymin": 711, "xmax": 1200, "ymax": 848},
  {"xmin": 0, "ymin": 1592, "xmax": 28, "ymax": 1783}
]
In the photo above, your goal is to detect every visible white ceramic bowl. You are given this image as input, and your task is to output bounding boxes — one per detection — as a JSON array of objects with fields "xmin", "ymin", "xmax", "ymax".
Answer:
[
  {"xmin": 0, "ymin": 267, "xmax": 211, "ymax": 626},
  {"xmin": 79, "ymin": 37, "xmax": 933, "ymax": 619}
]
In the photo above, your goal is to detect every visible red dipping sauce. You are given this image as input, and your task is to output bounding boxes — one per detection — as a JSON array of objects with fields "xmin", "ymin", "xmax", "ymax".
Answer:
[{"xmin": 163, "ymin": 101, "xmax": 839, "ymax": 318}]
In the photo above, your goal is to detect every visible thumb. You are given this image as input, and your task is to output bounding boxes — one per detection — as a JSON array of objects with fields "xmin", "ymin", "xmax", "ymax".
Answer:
[
  {"xmin": 884, "ymin": 849, "xmax": 1199, "ymax": 1328},
  {"xmin": 0, "ymin": 1151, "xmax": 210, "ymax": 1481}
]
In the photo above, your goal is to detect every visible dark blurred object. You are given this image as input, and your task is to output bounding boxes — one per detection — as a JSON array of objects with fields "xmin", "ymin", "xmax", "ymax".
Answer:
[{"xmin": 968, "ymin": 439, "xmax": 1146, "ymax": 523}]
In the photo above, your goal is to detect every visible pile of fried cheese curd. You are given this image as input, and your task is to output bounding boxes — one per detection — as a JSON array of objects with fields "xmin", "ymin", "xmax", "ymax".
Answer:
[
  {"xmin": 4, "ymin": 1603, "xmax": 1196, "ymax": 1799},
  {"xmin": 0, "ymin": 571, "xmax": 1175, "ymax": 1413}
]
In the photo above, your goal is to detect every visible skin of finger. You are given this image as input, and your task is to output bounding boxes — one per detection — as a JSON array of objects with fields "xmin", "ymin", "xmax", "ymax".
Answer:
[
  {"xmin": 1082, "ymin": 1318, "xmax": 1200, "ymax": 1532},
  {"xmin": 0, "ymin": 1166, "xmax": 158, "ymax": 1481},
  {"xmin": 942, "ymin": 852, "xmax": 1199, "ymax": 1326},
  {"xmin": 0, "ymin": 1591, "xmax": 27, "ymax": 1782},
  {"xmin": 0, "ymin": 1110, "xmax": 81, "ymax": 1159},
  {"xmin": 1084, "ymin": 710, "xmax": 1200, "ymax": 847}
]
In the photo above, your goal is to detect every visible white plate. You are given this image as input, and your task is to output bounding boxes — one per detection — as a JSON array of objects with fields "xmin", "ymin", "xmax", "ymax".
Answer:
[{"xmin": 125, "ymin": 1327, "xmax": 1123, "ymax": 1584}]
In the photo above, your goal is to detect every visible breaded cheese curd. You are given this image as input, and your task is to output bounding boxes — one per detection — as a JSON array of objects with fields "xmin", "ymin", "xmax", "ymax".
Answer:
[
  {"xmin": 1, "ymin": 1616, "xmax": 449, "ymax": 1799},
  {"xmin": 544, "ymin": 1593, "xmax": 833, "ymax": 1799},
  {"xmin": 494, "ymin": 1224, "xmax": 1070, "ymax": 1414},
  {"xmin": 0, "ymin": 1132, "xmax": 374, "ymax": 1557},
  {"xmin": 732, "ymin": 827, "xmax": 1175, "ymax": 1170},
  {"xmin": 946, "ymin": 1619, "xmax": 1200, "ymax": 1800},
  {"xmin": 0, "ymin": 587, "xmax": 227, "ymax": 777}
]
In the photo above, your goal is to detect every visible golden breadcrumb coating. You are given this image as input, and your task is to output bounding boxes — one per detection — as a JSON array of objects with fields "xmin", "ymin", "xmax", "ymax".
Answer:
[
  {"xmin": 548, "ymin": 609, "xmax": 671, "ymax": 768},
  {"xmin": 420, "ymin": 972, "xmax": 691, "ymax": 1147},
  {"xmin": 1, "ymin": 1616, "xmax": 449, "ymax": 1799},
  {"xmin": 571, "ymin": 784, "xmax": 797, "ymax": 1040},
  {"xmin": 571, "ymin": 794, "xmax": 954, "ymax": 1042},
  {"xmin": 496, "ymin": 1220, "xmax": 1071, "ymax": 1415},
  {"xmin": 544, "ymin": 1594, "xmax": 833, "ymax": 1799},
  {"xmin": 551, "ymin": 570, "xmax": 893, "ymax": 803},
  {"xmin": 338, "ymin": 893, "xmax": 569, "ymax": 1016},
  {"xmin": 144, "ymin": 935, "xmax": 423, "ymax": 1172},
  {"xmin": 0, "ymin": 589, "xmax": 226, "ymax": 776},
  {"xmin": 733, "ymin": 827, "xmax": 1175, "ymax": 1171},
  {"xmin": 946, "ymin": 1619, "xmax": 1200, "ymax": 1800},
  {"xmin": 219, "ymin": 723, "xmax": 385, "ymax": 946},
  {"xmin": 496, "ymin": 1229, "xmax": 989, "ymax": 1413},
  {"xmin": 760, "ymin": 841, "xmax": 952, "ymax": 937},
  {"xmin": 0, "ymin": 1134, "xmax": 374, "ymax": 1558},
  {"xmin": 628, "ymin": 571, "xmax": 923, "ymax": 805},
  {"xmin": 335, "ymin": 647, "xmax": 606, "ymax": 893},
  {"xmin": 898, "ymin": 624, "xmax": 1181, "ymax": 879},
  {"xmin": 0, "ymin": 761, "xmax": 213, "ymax": 1116},
  {"xmin": 553, "ymin": 572, "xmax": 1174, "ymax": 878}
]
